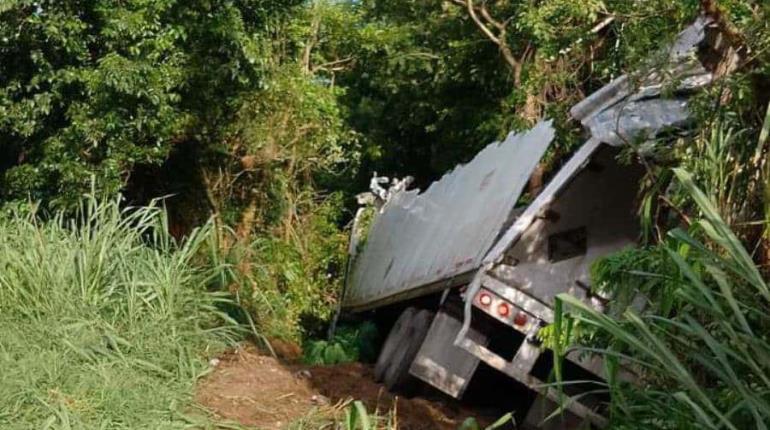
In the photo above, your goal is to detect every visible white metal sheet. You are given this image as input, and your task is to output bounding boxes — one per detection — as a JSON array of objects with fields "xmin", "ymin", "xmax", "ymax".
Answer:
[{"xmin": 344, "ymin": 121, "xmax": 555, "ymax": 309}]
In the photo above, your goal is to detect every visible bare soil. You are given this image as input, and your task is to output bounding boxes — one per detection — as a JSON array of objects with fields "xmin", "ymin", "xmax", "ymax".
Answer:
[{"xmin": 195, "ymin": 344, "xmax": 488, "ymax": 429}]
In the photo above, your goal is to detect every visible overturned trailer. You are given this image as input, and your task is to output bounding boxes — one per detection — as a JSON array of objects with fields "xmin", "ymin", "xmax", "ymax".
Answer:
[{"xmin": 342, "ymin": 15, "xmax": 738, "ymax": 429}]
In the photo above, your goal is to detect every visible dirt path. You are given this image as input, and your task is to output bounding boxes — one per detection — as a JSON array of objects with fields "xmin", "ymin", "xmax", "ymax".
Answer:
[{"xmin": 195, "ymin": 345, "xmax": 488, "ymax": 429}]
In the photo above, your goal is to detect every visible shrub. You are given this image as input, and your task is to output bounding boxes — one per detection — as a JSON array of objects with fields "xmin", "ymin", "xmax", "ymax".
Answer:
[
  {"xmin": 228, "ymin": 193, "xmax": 351, "ymax": 342},
  {"xmin": 303, "ymin": 322, "xmax": 379, "ymax": 365}
]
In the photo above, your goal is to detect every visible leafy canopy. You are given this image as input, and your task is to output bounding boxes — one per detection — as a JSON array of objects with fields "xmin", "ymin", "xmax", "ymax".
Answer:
[{"xmin": 0, "ymin": 0, "xmax": 300, "ymax": 209}]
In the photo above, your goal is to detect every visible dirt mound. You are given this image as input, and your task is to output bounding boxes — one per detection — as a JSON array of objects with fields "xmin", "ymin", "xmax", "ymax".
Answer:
[
  {"xmin": 195, "ymin": 345, "xmax": 484, "ymax": 429},
  {"xmin": 195, "ymin": 347, "xmax": 319, "ymax": 429}
]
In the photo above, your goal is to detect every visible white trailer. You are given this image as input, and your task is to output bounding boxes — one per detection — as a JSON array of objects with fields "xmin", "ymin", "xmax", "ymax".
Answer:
[{"xmin": 341, "ymin": 15, "xmax": 738, "ymax": 429}]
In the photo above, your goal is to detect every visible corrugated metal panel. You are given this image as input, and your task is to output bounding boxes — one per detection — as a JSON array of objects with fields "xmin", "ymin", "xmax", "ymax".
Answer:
[{"xmin": 344, "ymin": 121, "xmax": 555, "ymax": 309}]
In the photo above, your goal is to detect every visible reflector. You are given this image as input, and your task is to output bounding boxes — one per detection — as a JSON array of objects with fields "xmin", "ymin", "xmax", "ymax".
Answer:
[{"xmin": 514, "ymin": 312, "xmax": 528, "ymax": 326}]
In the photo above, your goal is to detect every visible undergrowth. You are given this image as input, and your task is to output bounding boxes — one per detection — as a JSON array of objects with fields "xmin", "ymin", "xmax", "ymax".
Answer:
[
  {"xmin": 303, "ymin": 322, "xmax": 379, "ymax": 365},
  {"xmin": 289, "ymin": 400, "xmax": 397, "ymax": 430},
  {"xmin": 0, "ymin": 198, "xmax": 239, "ymax": 429},
  {"xmin": 289, "ymin": 400, "xmax": 513, "ymax": 430},
  {"xmin": 228, "ymin": 193, "xmax": 350, "ymax": 343}
]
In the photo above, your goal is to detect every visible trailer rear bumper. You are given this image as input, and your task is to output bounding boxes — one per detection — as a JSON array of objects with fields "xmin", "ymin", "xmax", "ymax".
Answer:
[
  {"xmin": 455, "ymin": 271, "xmax": 608, "ymax": 428},
  {"xmin": 455, "ymin": 335, "xmax": 607, "ymax": 428}
]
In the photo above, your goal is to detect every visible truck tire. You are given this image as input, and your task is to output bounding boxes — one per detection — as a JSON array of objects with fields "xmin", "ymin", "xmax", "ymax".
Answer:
[
  {"xmin": 383, "ymin": 308, "xmax": 435, "ymax": 394},
  {"xmin": 373, "ymin": 307, "xmax": 417, "ymax": 382}
]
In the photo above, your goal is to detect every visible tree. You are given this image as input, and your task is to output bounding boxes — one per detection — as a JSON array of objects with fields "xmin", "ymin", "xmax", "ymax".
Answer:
[{"xmin": 0, "ymin": 0, "xmax": 301, "ymax": 209}]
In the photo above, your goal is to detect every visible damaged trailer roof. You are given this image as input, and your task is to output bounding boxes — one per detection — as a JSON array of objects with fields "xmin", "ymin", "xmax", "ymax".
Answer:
[
  {"xmin": 344, "ymin": 122, "xmax": 554, "ymax": 310},
  {"xmin": 343, "ymin": 14, "xmax": 737, "ymax": 311},
  {"xmin": 570, "ymin": 14, "xmax": 737, "ymax": 147}
]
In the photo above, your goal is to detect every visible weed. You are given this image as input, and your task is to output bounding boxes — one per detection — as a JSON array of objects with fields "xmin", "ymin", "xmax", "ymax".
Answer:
[{"xmin": 288, "ymin": 400, "xmax": 397, "ymax": 430}]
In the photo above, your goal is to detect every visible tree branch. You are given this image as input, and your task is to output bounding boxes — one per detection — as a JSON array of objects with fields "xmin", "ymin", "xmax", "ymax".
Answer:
[
  {"xmin": 311, "ymin": 56, "xmax": 355, "ymax": 73},
  {"xmin": 301, "ymin": 12, "xmax": 321, "ymax": 74},
  {"xmin": 478, "ymin": 2, "xmax": 504, "ymax": 31},
  {"xmin": 464, "ymin": 0, "xmax": 501, "ymax": 45},
  {"xmin": 449, "ymin": 0, "xmax": 525, "ymax": 85}
]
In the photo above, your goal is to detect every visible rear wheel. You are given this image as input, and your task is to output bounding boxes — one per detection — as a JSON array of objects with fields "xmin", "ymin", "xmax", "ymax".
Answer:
[
  {"xmin": 373, "ymin": 307, "xmax": 417, "ymax": 382},
  {"xmin": 383, "ymin": 308, "xmax": 435, "ymax": 393}
]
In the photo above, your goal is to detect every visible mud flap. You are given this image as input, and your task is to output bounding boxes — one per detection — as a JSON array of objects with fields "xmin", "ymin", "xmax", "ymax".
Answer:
[{"xmin": 408, "ymin": 308, "xmax": 487, "ymax": 399}]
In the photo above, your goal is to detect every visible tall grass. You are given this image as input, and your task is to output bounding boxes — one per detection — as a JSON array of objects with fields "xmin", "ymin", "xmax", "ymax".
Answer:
[
  {"xmin": 555, "ymin": 169, "xmax": 770, "ymax": 429},
  {"xmin": 0, "ymin": 198, "xmax": 239, "ymax": 429}
]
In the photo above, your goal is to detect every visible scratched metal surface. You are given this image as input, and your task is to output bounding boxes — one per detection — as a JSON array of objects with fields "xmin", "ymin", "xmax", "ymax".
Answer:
[{"xmin": 343, "ymin": 121, "xmax": 555, "ymax": 309}]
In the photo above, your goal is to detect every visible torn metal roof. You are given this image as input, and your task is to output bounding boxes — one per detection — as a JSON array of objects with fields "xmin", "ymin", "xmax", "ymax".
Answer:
[
  {"xmin": 570, "ymin": 14, "xmax": 737, "ymax": 146},
  {"xmin": 344, "ymin": 121, "xmax": 555, "ymax": 310}
]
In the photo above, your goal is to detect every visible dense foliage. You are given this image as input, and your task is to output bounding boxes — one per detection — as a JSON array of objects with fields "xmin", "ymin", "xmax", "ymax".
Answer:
[{"xmin": 0, "ymin": 0, "xmax": 305, "ymax": 208}]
